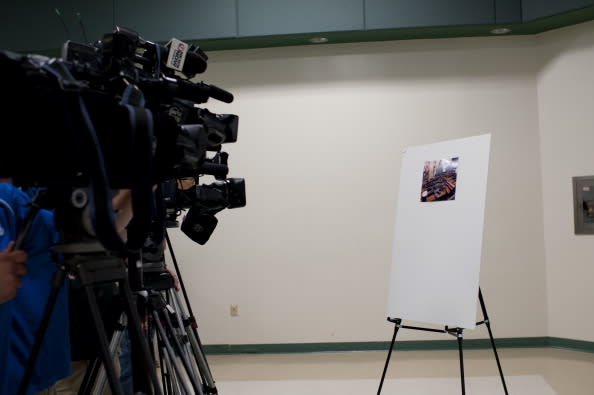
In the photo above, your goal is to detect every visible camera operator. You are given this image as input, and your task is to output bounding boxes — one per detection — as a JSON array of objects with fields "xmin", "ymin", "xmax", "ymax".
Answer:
[
  {"xmin": 0, "ymin": 242, "xmax": 27, "ymax": 304},
  {"xmin": 0, "ymin": 244, "xmax": 27, "ymax": 394},
  {"xmin": 0, "ymin": 179, "xmax": 71, "ymax": 395}
]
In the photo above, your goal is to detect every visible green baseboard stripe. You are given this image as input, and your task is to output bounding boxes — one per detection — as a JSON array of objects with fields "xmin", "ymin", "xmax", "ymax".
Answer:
[
  {"xmin": 203, "ymin": 337, "xmax": 594, "ymax": 355},
  {"xmin": 548, "ymin": 337, "xmax": 594, "ymax": 353}
]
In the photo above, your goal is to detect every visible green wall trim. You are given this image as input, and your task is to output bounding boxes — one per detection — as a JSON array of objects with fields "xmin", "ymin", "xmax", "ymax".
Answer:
[
  {"xmin": 193, "ymin": 5, "xmax": 594, "ymax": 51},
  {"xmin": 549, "ymin": 337, "xmax": 594, "ymax": 353},
  {"xmin": 203, "ymin": 337, "xmax": 594, "ymax": 355}
]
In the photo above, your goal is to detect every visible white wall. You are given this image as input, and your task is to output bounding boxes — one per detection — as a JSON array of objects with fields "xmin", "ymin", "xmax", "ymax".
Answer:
[
  {"xmin": 536, "ymin": 21, "xmax": 594, "ymax": 343},
  {"xmin": 167, "ymin": 34, "xmax": 551, "ymax": 345}
]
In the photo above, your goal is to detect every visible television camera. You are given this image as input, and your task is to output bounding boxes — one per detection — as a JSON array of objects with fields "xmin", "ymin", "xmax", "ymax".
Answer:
[{"xmin": 0, "ymin": 25, "xmax": 246, "ymax": 256}]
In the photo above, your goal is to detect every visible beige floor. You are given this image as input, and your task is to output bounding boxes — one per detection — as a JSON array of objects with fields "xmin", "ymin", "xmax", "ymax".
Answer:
[{"xmin": 206, "ymin": 348, "xmax": 594, "ymax": 394}]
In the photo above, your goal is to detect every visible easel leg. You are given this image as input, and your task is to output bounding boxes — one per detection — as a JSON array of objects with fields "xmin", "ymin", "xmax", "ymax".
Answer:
[
  {"xmin": 456, "ymin": 328, "xmax": 466, "ymax": 395},
  {"xmin": 479, "ymin": 288, "xmax": 509, "ymax": 394},
  {"xmin": 377, "ymin": 318, "xmax": 401, "ymax": 395}
]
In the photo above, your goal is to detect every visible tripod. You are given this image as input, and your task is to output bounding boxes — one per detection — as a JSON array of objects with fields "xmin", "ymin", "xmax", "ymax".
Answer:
[
  {"xmin": 16, "ymin": 187, "xmax": 217, "ymax": 395},
  {"xmin": 80, "ymin": 229, "xmax": 217, "ymax": 395},
  {"xmin": 142, "ymin": 229, "xmax": 218, "ymax": 395},
  {"xmin": 377, "ymin": 288, "xmax": 509, "ymax": 395},
  {"xmin": 163, "ymin": 230, "xmax": 217, "ymax": 394},
  {"xmin": 18, "ymin": 249, "xmax": 164, "ymax": 395}
]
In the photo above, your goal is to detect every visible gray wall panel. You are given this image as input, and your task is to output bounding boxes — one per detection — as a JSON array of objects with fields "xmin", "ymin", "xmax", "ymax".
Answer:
[
  {"xmin": 1, "ymin": 0, "xmax": 112, "ymax": 52},
  {"xmin": 4, "ymin": 1, "xmax": 594, "ymax": 54},
  {"xmin": 495, "ymin": 0, "xmax": 522, "ymax": 24},
  {"xmin": 238, "ymin": 0, "xmax": 363, "ymax": 37},
  {"xmin": 522, "ymin": 0, "xmax": 594, "ymax": 21},
  {"xmin": 366, "ymin": 0, "xmax": 494, "ymax": 29},
  {"xmin": 115, "ymin": 0, "xmax": 237, "ymax": 42}
]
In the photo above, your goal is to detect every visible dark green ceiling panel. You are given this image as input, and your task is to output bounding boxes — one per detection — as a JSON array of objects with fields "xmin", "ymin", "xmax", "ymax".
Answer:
[
  {"xmin": 365, "ymin": 0, "xmax": 494, "ymax": 29},
  {"xmin": 495, "ymin": 0, "xmax": 522, "ymax": 24},
  {"xmin": 0, "ymin": 0, "xmax": 112, "ymax": 53},
  {"xmin": 192, "ymin": 5, "xmax": 594, "ymax": 52},
  {"xmin": 5, "ymin": 1, "xmax": 594, "ymax": 56},
  {"xmin": 115, "ymin": 0, "xmax": 237, "ymax": 43},
  {"xmin": 522, "ymin": 0, "xmax": 594, "ymax": 21},
  {"xmin": 237, "ymin": 0, "xmax": 364, "ymax": 36}
]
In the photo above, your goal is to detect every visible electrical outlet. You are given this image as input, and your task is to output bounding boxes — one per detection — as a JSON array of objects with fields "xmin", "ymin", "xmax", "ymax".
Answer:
[{"xmin": 230, "ymin": 304, "xmax": 239, "ymax": 316}]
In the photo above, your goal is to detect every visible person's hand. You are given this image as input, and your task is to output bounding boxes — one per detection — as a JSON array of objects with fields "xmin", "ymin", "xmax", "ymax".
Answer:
[
  {"xmin": 112, "ymin": 189, "xmax": 133, "ymax": 242},
  {"xmin": 0, "ymin": 241, "xmax": 28, "ymax": 304},
  {"xmin": 166, "ymin": 268, "xmax": 180, "ymax": 292}
]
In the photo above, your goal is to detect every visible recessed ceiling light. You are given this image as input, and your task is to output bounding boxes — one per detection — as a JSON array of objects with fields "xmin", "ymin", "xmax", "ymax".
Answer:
[
  {"xmin": 490, "ymin": 28, "xmax": 511, "ymax": 35},
  {"xmin": 309, "ymin": 37, "xmax": 328, "ymax": 44}
]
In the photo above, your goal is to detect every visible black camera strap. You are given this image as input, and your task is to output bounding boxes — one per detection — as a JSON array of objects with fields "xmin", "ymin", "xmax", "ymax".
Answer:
[
  {"xmin": 119, "ymin": 84, "xmax": 154, "ymax": 252},
  {"xmin": 41, "ymin": 61, "xmax": 126, "ymax": 253}
]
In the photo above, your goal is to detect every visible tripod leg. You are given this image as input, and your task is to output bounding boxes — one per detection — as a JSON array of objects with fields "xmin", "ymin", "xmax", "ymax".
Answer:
[
  {"xmin": 165, "ymin": 231, "xmax": 217, "ymax": 384},
  {"xmin": 158, "ymin": 338, "xmax": 180, "ymax": 395},
  {"xmin": 156, "ymin": 336, "xmax": 170, "ymax": 395},
  {"xmin": 119, "ymin": 281, "xmax": 164, "ymax": 395},
  {"xmin": 166, "ymin": 290, "xmax": 199, "ymax": 380},
  {"xmin": 456, "ymin": 328, "xmax": 466, "ymax": 395},
  {"xmin": 186, "ymin": 328, "xmax": 216, "ymax": 392},
  {"xmin": 479, "ymin": 288, "xmax": 509, "ymax": 394},
  {"xmin": 161, "ymin": 306, "xmax": 204, "ymax": 395},
  {"xmin": 152, "ymin": 310, "xmax": 193, "ymax": 395},
  {"xmin": 165, "ymin": 231, "xmax": 217, "ymax": 393},
  {"xmin": 77, "ymin": 359, "xmax": 102, "ymax": 395},
  {"xmin": 162, "ymin": 347, "xmax": 182, "ymax": 395},
  {"xmin": 92, "ymin": 314, "xmax": 128, "ymax": 395},
  {"xmin": 84, "ymin": 284, "xmax": 124, "ymax": 395},
  {"xmin": 146, "ymin": 322, "xmax": 169, "ymax": 395},
  {"xmin": 169, "ymin": 289, "xmax": 214, "ymax": 391},
  {"xmin": 17, "ymin": 266, "xmax": 67, "ymax": 395},
  {"xmin": 377, "ymin": 318, "xmax": 401, "ymax": 395}
]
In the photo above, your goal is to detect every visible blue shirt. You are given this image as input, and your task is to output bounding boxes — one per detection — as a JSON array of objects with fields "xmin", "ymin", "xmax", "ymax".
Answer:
[
  {"xmin": 0, "ymin": 186, "xmax": 19, "ymax": 395},
  {"xmin": 0, "ymin": 184, "xmax": 71, "ymax": 395}
]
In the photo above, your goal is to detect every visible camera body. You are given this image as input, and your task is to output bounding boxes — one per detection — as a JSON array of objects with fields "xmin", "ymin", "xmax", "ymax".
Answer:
[
  {"xmin": 2, "ymin": 26, "xmax": 233, "ymax": 187},
  {"xmin": 0, "ymin": 26, "xmax": 246, "ymax": 255},
  {"xmin": 164, "ymin": 177, "xmax": 246, "ymax": 245}
]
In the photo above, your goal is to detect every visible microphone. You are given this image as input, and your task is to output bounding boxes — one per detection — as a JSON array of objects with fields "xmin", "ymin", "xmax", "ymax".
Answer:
[
  {"xmin": 139, "ymin": 78, "xmax": 233, "ymax": 105},
  {"xmin": 111, "ymin": 26, "xmax": 208, "ymax": 77},
  {"xmin": 156, "ymin": 42, "xmax": 208, "ymax": 77}
]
